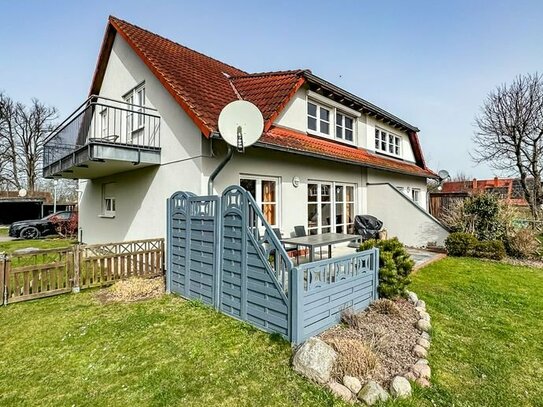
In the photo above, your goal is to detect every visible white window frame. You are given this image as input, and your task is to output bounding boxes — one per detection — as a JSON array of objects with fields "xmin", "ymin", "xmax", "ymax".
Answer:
[
  {"xmin": 239, "ymin": 175, "xmax": 281, "ymax": 227},
  {"xmin": 101, "ymin": 183, "xmax": 116, "ymax": 218},
  {"xmin": 335, "ymin": 112, "xmax": 355, "ymax": 142},
  {"xmin": 99, "ymin": 107, "xmax": 108, "ymax": 138},
  {"xmin": 308, "ymin": 181, "xmax": 356, "ymax": 235},
  {"xmin": 123, "ymin": 82, "xmax": 146, "ymax": 139},
  {"xmin": 411, "ymin": 188, "xmax": 421, "ymax": 205},
  {"xmin": 375, "ymin": 127, "xmax": 401, "ymax": 157},
  {"xmin": 307, "ymin": 98, "xmax": 356, "ymax": 145}
]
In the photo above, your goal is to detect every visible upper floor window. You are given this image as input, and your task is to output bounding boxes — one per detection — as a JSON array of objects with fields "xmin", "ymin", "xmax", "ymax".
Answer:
[
  {"xmin": 307, "ymin": 101, "xmax": 330, "ymax": 135},
  {"xmin": 411, "ymin": 188, "xmax": 421, "ymax": 204},
  {"xmin": 124, "ymin": 83, "xmax": 146, "ymax": 139},
  {"xmin": 336, "ymin": 113, "xmax": 354, "ymax": 142},
  {"xmin": 375, "ymin": 128, "xmax": 401, "ymax": 156},
  {"xmin": 308, "ymin": 100, "xmax": 355, "ymax": 144}
]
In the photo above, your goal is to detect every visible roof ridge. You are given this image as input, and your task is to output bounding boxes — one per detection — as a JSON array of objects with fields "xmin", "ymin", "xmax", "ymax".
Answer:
[
  {"xmin": 108, "ymin": 15, "xmax": 247, "ymax": 76},
  {"xmin": 231, "ymin": 69, "xmax": 309, "ymax": 80}
]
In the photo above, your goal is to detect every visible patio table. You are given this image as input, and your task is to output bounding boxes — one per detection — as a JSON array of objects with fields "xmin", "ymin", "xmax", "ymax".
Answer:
[{"xmin": 280, "ymin": 232, "xmax": 360, "ymax": 263}]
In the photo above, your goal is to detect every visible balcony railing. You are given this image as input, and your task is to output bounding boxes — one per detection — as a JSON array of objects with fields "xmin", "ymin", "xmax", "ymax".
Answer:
[{"xmin": 44, "ymin": 95, "xmax": 160, "ymax": 167}]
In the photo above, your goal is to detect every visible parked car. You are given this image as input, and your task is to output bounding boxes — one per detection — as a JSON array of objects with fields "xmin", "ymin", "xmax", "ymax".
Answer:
[{"xmin": 8, "ymin": 211, "xmax": 78, "ymax": 239}]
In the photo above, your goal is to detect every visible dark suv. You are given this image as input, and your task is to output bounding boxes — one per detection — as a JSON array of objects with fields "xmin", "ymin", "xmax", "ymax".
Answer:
[{"xmin": 9, "ymin": 211, "xmax": 78, "ymax": 239}]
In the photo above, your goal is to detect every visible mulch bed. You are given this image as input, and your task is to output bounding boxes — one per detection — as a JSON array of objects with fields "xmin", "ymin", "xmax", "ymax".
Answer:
[
  {"xmin": 320, "ymin": 299, "xmax": 420, "ymax": 387},
  {"xmin": 95, "ymin": 277, "xmax": 165, "ymax": 304}
]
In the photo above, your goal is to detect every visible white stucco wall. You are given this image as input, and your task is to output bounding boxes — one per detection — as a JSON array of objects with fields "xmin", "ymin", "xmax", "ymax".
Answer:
[
  {"xmin": 275, "ymin": 88, "xmax": 416, "ymax": 163},
  {"xmin": 202, "ymin": 145, "xmax": 367, "ymax": 238},
  {"xmin": 366, "ymin": 183, "xmax": 449, "ymax": 248},
  {"xmin": 367, "ymin": 168, "xmax": 428, "ymax": 211},
  {"xmin": 79, "ymin": 34, "xmax": 206, "ymax": 243}
]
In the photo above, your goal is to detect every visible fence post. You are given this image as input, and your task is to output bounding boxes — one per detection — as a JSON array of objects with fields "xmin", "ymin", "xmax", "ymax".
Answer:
[
  {"xmin": 0, "ymin": 253, "xmax": 5, "ymax": 306},
  {"xmin": 72, "ymin": 244, "xmax": 81, "ymax": 293},
  {"xmin": 166, "ymin": 198, "xmax": 172, "ymax": 294},
  {"xmin": 289, "ymin": 267, "xmax": 304, "ymax": 344},
  {"xmin": 373, "ymin": 248, "xmax": 380, "ymax": 300},
  {"xmin": 2, "ymin": 254, "xmax": 10, "ymax": 306}
]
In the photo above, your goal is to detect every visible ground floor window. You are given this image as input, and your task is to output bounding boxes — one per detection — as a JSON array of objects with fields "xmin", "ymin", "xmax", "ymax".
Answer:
[
  {"xmin": 102, "ymin": 182, "xmax": 116, "ymax": 217},
  {"xmin": 308, "ymin": 181, "xmax": 355, "ymax": 235},
  {"xmin": 240, "ymin": 176, "xmax": 279, "ymax": 226}
]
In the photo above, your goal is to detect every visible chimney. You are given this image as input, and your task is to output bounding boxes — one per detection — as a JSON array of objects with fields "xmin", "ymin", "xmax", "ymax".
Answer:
[{"xmin": 494, "ymin": 176, "xmax": 499, "ymax": 187}]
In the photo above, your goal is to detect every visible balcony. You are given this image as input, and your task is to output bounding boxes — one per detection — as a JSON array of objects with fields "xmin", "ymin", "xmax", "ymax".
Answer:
[{"xmin": 43, "ymin": 95, "xmax": 161, "ymax": 179}]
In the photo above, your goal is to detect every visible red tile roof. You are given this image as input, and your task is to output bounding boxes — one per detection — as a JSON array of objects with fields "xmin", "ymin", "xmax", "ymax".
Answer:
[
  {"xmin": 89, "ymin": 16, "xmax": 435, "ymax": 178},
  {"xmin": 260, "ymin": 127, "xmax": 436, "ymax": 178}
]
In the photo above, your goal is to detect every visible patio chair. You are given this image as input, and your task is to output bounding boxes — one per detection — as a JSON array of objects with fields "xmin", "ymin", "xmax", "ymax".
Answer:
[
  {"xmin": 293, "ymin": 225, "xmax": 310, "ymax": 263},
  {"xmin": 273, "ymin": 228, "xmax": 298, "ymax": 259},
  {"xmin": 294, "ymin": 225, "xmax": 307, "ymax": 237}
]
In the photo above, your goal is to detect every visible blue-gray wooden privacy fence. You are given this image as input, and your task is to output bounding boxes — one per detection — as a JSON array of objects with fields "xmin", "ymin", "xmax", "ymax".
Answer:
[{"xmin": 166, "ymin": 185, "xmax": 379, "ymax": 343}]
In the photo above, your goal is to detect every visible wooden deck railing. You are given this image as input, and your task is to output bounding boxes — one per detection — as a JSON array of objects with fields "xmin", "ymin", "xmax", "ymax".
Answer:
[{"xmin": 1, "ymin": 238, "xmax": 164, "ymax": 305}]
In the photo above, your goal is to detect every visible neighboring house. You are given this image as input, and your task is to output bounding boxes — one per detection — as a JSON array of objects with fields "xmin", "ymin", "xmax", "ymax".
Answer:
[
  {"xmin": 43, "ymin": 16, "xmax": 448, "ymax": 247},
  {"xmin": 429, "ymin": 177, "xmax": 534, "ymax": 221},
  {"xmin": 441, "ymin": 177, "xmax": 528, "ymax": 206}
]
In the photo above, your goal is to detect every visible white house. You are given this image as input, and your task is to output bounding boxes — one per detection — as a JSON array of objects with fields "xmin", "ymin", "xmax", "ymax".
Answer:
[{"xmin": 43, "ymin": 16, "xmax": 448, "ymax": 247}]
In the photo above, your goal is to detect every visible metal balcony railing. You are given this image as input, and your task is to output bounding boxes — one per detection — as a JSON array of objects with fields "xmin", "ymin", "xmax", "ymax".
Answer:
[{"xmin": 43, "ymin": 95, "xmax": 161, "ymax": 167}]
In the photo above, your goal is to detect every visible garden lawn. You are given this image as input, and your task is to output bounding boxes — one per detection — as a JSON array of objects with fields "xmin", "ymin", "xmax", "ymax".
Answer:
[
  {"xmin": 0, "ymin": 237, "xmax": 76, "ymax": 254},
  {"xmin": 407, "ymin": 257, "xmax": 543, "ymax": 407},
  {"xmin": 0, "ymin": 257, "xmax": 542, "ymax": 406}
]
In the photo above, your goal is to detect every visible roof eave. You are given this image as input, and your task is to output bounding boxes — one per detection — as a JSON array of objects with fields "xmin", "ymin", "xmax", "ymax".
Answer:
[
  {"xmin": 254, "ymin": 140, "xmax": 434, "ymax": 179},
  {"xmin": 303, "ymin": 72, "xmax": 420, "ymax": 133}
]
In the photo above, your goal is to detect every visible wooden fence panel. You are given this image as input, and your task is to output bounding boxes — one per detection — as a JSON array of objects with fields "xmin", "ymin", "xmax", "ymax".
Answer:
[
  {"xmin": 1, "ymin": 238, "xmax": 164, "ymax": 305},
  {"xmin": 78, "ymin": 239, "xmax": 164, "ymax": 290},
  {"xmin": 4, "ymin": 248, "xmax": 74, "ymax": 304}
]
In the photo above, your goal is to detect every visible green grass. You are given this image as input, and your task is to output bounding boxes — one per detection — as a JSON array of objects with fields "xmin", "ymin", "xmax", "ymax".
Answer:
[
  {"xmin": 407, "ymin": 257, "xmax": 543, "ymax": 407},
  {"xmin": 0, "ymin": 293, "xmax": 341, "ymax": 407},
  {"xmin": 0, "ymin": 258, "xmax": 542, "ymax": 406},
  {"xmin": 0, "ymin": 227, "xmax": 7, "ymax": 237},
  {"xmin": 0, "ymin": 237, "xmax": 76, "ymax": 254}
]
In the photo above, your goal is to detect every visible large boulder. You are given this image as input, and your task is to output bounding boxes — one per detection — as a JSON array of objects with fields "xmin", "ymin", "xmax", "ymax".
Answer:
[
  {"xmin": 343, "ymin": 375, "xmax": 362, "ymax": 394},
  {"xmin": 328, "ymin": 382, "xmax": 353, "ymax": 403},
  {"xmin": 390, "ymin": 376, "xmax": 412, "ymax": 398},
  {"xmin": 292, "ymin": 338, "xmax": 337, "ymax": 384},
  {"xmin": 358, "ymin": 381, "xmax": 389, "ymax": 405}
]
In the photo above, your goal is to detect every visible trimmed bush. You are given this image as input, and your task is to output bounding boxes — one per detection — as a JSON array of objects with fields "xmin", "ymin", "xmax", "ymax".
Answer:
[
  {"xmin": 445, "ymin": 232, "xmax": 478, "ymax": 256},
  {"xmin": 359, "ymin": 238, "xmax": 414, "ymax": 299},
  {"xmin": 473, "ymin": 240, "xmax": 506, "ymax": 260}
]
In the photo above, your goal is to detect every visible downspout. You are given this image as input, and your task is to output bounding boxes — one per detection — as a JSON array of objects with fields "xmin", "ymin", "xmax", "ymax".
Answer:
[{"xmin": 207, "ymin": 145, "xmax": 234, "ymax": 195}]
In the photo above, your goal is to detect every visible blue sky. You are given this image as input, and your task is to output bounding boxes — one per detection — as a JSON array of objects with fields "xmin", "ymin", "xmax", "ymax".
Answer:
[{"xmin": 1, "ymin": 0, "xmax": 542, "ymax": 178}]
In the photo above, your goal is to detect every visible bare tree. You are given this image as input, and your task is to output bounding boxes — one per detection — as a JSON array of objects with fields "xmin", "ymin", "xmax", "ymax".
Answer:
[
  {"xmin": 473, "ymin": 73, "xmax": 543, "ymax": 220},
  {"xmin": 0, "ymin": 92, "xmax": 57, "ymax": 193}
]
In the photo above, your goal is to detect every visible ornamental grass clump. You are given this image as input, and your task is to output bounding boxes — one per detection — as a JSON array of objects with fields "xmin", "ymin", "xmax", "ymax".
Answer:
[
  {"xmin": 325, "ymin": 337, "xmax": 380, "ymax": 380},
  {"xmin": 359, "ymin": 238, "xmax": 414, "ymax": 299}
]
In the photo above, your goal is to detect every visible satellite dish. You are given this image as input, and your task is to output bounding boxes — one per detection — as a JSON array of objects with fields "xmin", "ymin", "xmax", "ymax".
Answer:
[
  {"xmin": 218, "ymin": 101, "xmax": 264, "ymax": 152},
  {"xmin": 18, "ymin": 188, "xmax": 27, "ymax": 197},
  {"xmin": 438, "ymin": 169, "xmax": 450, "ymax": 181}
]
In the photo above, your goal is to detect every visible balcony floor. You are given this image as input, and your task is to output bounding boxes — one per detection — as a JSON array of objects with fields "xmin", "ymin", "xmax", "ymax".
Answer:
[{"xmin": 43, "ymin": 142, "xmax": 160, "ymax": 179}]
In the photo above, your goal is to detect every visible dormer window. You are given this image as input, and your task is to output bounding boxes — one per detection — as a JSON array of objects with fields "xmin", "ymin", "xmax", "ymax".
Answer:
[
  {"xmin": 307, "ymin": 99, "xmax": 356, "ymax": 144},
  {"xmin": 307, "ymin": 101, "xmax": 330, "ymax": 135},
  {"xmin": 375, "ymin": 128, "xmax": 401, "ymax": 157},
  {"xmin": 336, "ymin": 113, "xmax": 354, "ymax": 142}
]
